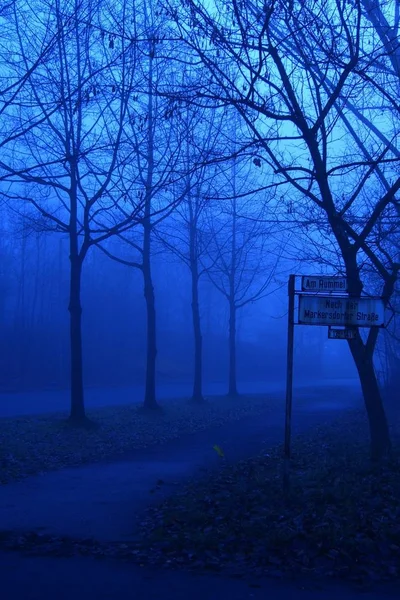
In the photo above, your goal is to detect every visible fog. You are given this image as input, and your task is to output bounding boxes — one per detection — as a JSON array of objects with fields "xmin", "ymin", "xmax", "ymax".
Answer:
[
  {"xmin": 0, "ymin": 211, "xmax": 360, "ymax": 400},
  {"xmin": 2, "ymin": 2, "xmax": 400, "ymax": 598}
]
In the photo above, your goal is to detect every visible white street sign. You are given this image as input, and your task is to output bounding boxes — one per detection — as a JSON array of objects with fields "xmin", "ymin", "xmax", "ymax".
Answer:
[
  {"xmin": 301, "ymin": 276, "xmax": 347, "ymax": 293},
  {"xmin": 298, "ymin": 295, "xmax": 385, "ymax": 327},
  {"xmin": 328, "ymin": 328, "xmax": 357, "ymax": 340}
]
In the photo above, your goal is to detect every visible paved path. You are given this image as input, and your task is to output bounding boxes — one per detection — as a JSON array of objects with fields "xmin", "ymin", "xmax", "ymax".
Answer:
[
  {"xmin": 0, "ymin": 383, "xmax": 361, "ymax": 542},
  {"xmin": 2, "ymin": 552, "xmax": 398, "ymax": 600},
  {"xmin": 0, "ymin": 378, "xmax": 358, "ymax": 417},
  {"xmin": 3, "ymin": 380, "xmax": 395, "ymax": 600}
]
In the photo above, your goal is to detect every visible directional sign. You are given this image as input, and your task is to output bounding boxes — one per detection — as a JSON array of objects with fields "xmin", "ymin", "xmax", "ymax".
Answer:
[
  {"xmin": 302, "ymin": 276, "xmax": 348, "ymax": 293},
  {"xmin": 328, "ymin": 327, "xmax": 357, "ymax": 340},
  {"xmin": 298, "ymin": 295, "xmax": 385, "ymax": 327}
]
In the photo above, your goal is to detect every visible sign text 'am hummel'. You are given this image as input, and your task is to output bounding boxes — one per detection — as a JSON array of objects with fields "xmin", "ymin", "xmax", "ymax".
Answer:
[{"xmin": 301, "ymin": 276, "xmax": 347, "ymax": 292}]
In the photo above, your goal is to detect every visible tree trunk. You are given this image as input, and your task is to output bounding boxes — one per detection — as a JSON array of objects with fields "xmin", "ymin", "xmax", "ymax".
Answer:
[
  {"xmin": 349, "ymin": 336, "xmax": 391, "ymax": 461},
  {"xmin": 68, "ymin": 252, "xmax": 85, "ymax": 422},
  {"xmin": 341, "ymin": 249, "xmax": 391, "ymax": 461},
  {"xmin": 228, "ymin": 176, "xmax": 238, "ymax": 397},
  {"xmin": 228, "ymin": 300, "xmax": 238, "ymax": 397},
  {"xmin": 17, "ymin": 224, "xmax": 27, "ymax": 385},
  {"xmin": 188, "ymin": 206, "xmax": 204, "ymax": 403},
  {"xmin": 141, "ymin": 30, "xmax": 158, "ymax": 410},
  {"xmin": 143, "ymin": 256, "xmax": 158, "ymax": 409},
  {"xmin": 191, "ymin": 267, "xmax": 204, "ymax": 402}
]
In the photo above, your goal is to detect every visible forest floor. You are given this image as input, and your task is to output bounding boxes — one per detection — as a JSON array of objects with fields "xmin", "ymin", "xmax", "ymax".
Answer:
[{"xmin": 1, "ymin": 383, "xmax": 399, "ymax": 598}]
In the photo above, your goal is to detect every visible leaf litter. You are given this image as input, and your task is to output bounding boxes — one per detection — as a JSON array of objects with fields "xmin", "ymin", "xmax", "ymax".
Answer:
[
  {"xmin": 0, "ymin": 393, "xmax": 277, "ymax": 484},
  {"xmin": 1, "ymin": 394, "xmax": 399, "ymax": 585},
  {"xmin": 131, "ymin": 410, "xmax": 400, "ymax": 583}
]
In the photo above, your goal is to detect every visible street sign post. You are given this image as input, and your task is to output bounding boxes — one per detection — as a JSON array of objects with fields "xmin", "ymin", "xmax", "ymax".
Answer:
[
  {"xmin": 284, "ymin": 275, "xmax": 386, "ymax": 495},
  {"xmin": 284, "ymin": 274, "xmax": 295, "ymax": 495},
  {"xmin": 298, "ymin": 295, "xmax": 385, "ymax": 327},
  {"xmin": 328, "ymin": 327, "xmax": 357, "ymax": 340},
  {"xmin": 301, "ymin": 276, "xmax": 348, "ymax": 293}
]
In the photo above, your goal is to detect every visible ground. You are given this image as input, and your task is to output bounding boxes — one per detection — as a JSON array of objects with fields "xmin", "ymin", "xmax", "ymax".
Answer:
[
  {"xmin": 2, "ymin": 552, "xmax": 399, "ymax": 600},
  {"xmin": 136, "ymin": 411, "xmax": 400, "ymax": 582},
  {"xmin": 1, "ymin": 379, "xmax": 399, "ymax": 599},
  {"xmin": 0, "ymin": 379, "xmax": 291, "ymax": 417},
  {"xmin": 0, "ymin": 392, "xmax": 281, "ymax": 484}
]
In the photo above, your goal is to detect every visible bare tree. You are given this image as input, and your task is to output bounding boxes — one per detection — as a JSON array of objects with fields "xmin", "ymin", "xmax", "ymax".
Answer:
[
  {"xmin": 0, "ymin": 1, "xmax": 66, "ymax": 151},
  {"xmin": 362, "ymin": 1, "xmax": 400, "ymax": 80},
  {"xmin": 99, "ymin": 4, "xmax": 191, "ymax": 409},
  {"xmin": 155, "ymin": 103, "xmax": 231, "ymax": 402},
  {"xmin": 164, "ymin": 0, "xmax": 400, "ymax": 458},
  {"xmin": 0, "ymin": 0, "xmax": 141, "ymax": 422},
  {"xmin": 202, "ymin": 156, "xmax": 280, "ymax": 397}
]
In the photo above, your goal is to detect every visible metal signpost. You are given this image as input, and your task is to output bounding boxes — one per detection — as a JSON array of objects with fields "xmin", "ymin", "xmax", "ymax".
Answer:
[
  {"xmin": 283, "ymin": 274, "xmax": 386, "ymax": 494},
  {"xmin": 284, "ymin": 274, "xmax": 295, "ymax": 493}
]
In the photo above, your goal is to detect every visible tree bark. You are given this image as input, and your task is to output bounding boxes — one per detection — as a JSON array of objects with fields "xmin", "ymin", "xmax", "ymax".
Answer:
[
  {"xmin": 191, "ymin": 267, "xmax": 204, "ymax": 402},
  {"xmin": 228, "ymin": 300, "xmax": 238, "ymax": 397},
  {"xmin": 189, "ymin": 209, "xmax": 204, "ymax": 402},
  {"xmin": 141, "ymin": 29, "xmax": 159, "ymax": 410},
  {"xmin": 340, "ymin": 249, "xmax": 392, "ymax": 461},
  {"xmin": 228, "ymin": 176, "xmax": 238, "ymax": 398},
  {"xmin": 143, "ymin": 252, "xmax": 158, "ymax": 409},
  {"xmin": 68, "ymin": 251, "xmax": 85, "ymax": 422},
  {"xmin": 349, "ymin": 334, "xmax": 391, "ymax": 461},
  {"xmin": 318, "ymin": 172, "xmax": 392, "ymax": 461}
]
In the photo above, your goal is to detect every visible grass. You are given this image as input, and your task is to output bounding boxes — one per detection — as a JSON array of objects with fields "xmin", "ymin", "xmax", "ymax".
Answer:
[{"xmin": 0, "ymin": 393, "xmax": 278, "ymax": 484}]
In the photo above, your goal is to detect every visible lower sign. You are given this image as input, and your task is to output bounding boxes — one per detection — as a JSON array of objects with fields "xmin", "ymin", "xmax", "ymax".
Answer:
[
  {"xmin": 298, "ymin": 295, "xmax": 385, "ymax": 327},
  {"xmin": 328, "ymin": 328, "xmax": 356, "ymax": 340}
]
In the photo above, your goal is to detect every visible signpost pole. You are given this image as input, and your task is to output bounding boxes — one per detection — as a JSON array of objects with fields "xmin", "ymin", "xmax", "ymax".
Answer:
[{"xmin": 284, "ymin": 274, "xmax": 295, "ymax": 495}]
